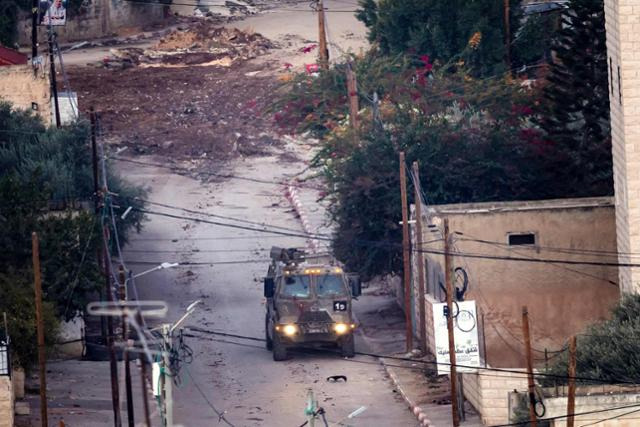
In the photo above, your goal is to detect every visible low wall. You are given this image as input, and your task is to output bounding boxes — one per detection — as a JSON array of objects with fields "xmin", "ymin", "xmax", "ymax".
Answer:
[
  {"xmin": 0, "ymin": 376, "xmax": 14, "ymax": 427},
  {"xmin": 17, "ymin": 0, "xmax": 166, "ymax": 46},
  {"xmin": 424, "ymin": 294, "xmax": 437, "ymax": 357},
  {"xmin": 0, "ymin": 64, "xmax": 52, "ymax": 125},
  {"xmin": 462, "ymin": 369, "xmax": 529, "ymax": 425},
  {"xmin": 537, "ymin": 385, "xmax": 640, "ymax": 426}
]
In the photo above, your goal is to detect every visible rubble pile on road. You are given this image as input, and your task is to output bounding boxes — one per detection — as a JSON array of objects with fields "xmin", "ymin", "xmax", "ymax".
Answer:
[{"xmin": 98, "ymin": 21, "xmax": 274, "ymax": 70}]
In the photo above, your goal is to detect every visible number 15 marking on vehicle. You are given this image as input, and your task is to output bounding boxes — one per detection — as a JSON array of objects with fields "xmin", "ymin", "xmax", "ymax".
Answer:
[{"xmin": 333, "ymin": 301, "xmax": 347, "ymax": 311}]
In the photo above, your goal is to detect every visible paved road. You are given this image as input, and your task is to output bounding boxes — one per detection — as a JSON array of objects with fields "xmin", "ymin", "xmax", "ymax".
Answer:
[{"xmin": 122, "ymin": 144, "xmax": 418, "ymax": 427}]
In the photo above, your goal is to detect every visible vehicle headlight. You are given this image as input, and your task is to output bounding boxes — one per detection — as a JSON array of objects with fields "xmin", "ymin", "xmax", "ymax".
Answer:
[
  {"xmin": 333, "ymin": 323, "xmax": 349, "ymax": 335},
  {"xmin": 282, "ymin": 324, "xmax": 298, "ymax": 336}
]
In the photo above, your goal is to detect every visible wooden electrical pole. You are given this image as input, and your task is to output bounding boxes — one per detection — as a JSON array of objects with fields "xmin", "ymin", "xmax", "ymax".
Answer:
[
  {"xmin": 412, "ymin": 162, "xmax": 427, "ymax": 354},
  {"xmin": 90, "ymin": 108, "xmax": 99, "ymax": 214},
  {"xmin": 32, "ymin": 232, "xmax": 48, "ymax": 427},
  {"xmin": 47, "ymin": 27, "xmax": 61, "ymax": 128},
  {"xmin": 522, "ymin": 306, "xmax": 537, "ymax": 427},
  {"xmin": 399, "ymin": 152, "xmax": 413, "ymax": 352},
  {"xmin": 119, "ymin": 266, "xmax": 135, "ymax": 427},
  {"xmin": 136, "ymin": 311, "xmax": 152, "ymax": 427},
  {"xmin": 31, "ymin": 0, "xmax": 38, "ymax": 72},
  {"xmin": 444, "ymin": 219, "xmax": 460, "ymax": 426},
  {"xmin": 504, "ymin": 0, "xmax": 511, "ymax": 72},
  {"xmin": 317, "ymin": 0, "xmax": 329, "ymax": 68},
  {"xmin": 104, "ymin": 226, "xmax": 122, "ymax": 427},
  {"xmin": 567, "ymin": 336, "xmax": 577, "ymax": 427},
  {"xmin": 346, "ymin": 63, "xmax": 359, "ymax": 132}
]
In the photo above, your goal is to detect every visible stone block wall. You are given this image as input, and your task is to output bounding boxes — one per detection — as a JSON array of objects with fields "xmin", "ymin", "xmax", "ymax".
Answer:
[
  {"xmin": 0, "ymin": 376, "xmax": 14, "ymax": 427},
  {"xmin": 604, "ymin": 0, "xmax": 640, "ymax": 294},
  {"xmin": 535, "ymin": 386, "xmax": 640, "ymax": 426},
  {"xmin": 16, "ymin": 0, "xmax": 166, "ymax": 46},
  {"xmin": 0, "ymin": 64, "xmax": 52, "ymax": 125},
  {"xmin": 462, "ymin": 369, "xmax": 529, "ymax": 425}
]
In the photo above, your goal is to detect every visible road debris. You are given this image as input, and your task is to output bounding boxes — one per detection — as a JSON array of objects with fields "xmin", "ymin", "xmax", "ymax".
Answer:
[
  {"xmin": 69, "ymin": 20, "xmax": 281, "ymax": 170},
  {"xmin": 96, "ymin": 21, "xmax": 274, "ymax": 70}
]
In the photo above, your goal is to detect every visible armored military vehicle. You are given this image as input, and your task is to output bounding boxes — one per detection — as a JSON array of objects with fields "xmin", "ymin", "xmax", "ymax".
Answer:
[{"xmin": 263, "ymin": 247, "xmax": 361, "ymax": 361}]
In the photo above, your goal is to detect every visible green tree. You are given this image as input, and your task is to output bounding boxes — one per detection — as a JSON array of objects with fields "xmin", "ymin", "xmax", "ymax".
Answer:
[
  {"xmin": 543, "ymin": 294, "xmax": 640, "ymax": 386},
  {"xmin": 356, "ymin": 0, "xmax": 529, "ymax": 76},
  {"xmin": 0, "ymin": 101, "xmax": 146, "ymax": 368},
  {"xmin": 538, "ymin": 0, "xmax": 612, "ymax": 197}
]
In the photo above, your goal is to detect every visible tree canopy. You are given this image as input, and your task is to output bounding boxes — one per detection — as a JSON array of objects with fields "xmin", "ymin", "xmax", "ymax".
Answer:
[{"xmin": 0, "ymin": 102, "xmax": 145, "ymax": 368}]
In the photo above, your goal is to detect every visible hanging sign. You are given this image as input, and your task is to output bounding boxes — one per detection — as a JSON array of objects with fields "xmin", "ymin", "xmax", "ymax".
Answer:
[
  {"xmin": 39, "ymin": 0, "xmax": 68, "ymax": 26},
  {"xmin": 433, "ymin": 300, "xmax": 481, "ymax": 375}
]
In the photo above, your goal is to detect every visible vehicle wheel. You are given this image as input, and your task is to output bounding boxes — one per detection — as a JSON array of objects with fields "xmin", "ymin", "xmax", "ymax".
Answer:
[
  {"xmin": 265, "ymin": 315, "xmax": 273, "ymax": 351},
  {"xmin": 272, "ymin": 333, "xmax": 288, "ymax": 361},
  {"xmin": 341, "ymin": 334, "xmax": 355, "ymax": 358}
]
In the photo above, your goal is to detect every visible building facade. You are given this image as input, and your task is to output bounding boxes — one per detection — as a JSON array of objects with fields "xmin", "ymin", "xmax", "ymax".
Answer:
[
  {"xmin": 604, "ymin": 1, "xmax": 640, "ymax": 294},
  {"xmin": 413, "ymin": 197, "xmax": 619, "ymax": 368}
]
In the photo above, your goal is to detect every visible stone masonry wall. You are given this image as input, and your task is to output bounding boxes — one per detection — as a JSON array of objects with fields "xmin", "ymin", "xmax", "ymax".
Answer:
[
  {"xmin": 462, "ymin": 370, "xmax": 529, "ymax": 426},
  {"xmin": 536, "ymin": 387, "xmax": 640, "ymax": 426},
  {"xmin": 0, "ymin": 64, "xmax": 52, "ymax": 125},
  {"xmin": 16, "ymin": 0, "xmax": 166, "ymax": 46},
  {"xmin": 0, "ymin": 376, "xmax": 14, "ymax": 427},
  {"xmin": 604, "ymin": 0, "xmax": 640, "ymax": 294}
]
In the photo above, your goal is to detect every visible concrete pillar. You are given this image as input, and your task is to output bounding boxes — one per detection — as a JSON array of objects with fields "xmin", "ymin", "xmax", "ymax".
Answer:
[
  {"xmin": 0, "ymin": 376, "xmax": 14, "ymax": 427},
  {"xmin": 604, "ymin": 0, "xmax": 640, "ymax": 294}
]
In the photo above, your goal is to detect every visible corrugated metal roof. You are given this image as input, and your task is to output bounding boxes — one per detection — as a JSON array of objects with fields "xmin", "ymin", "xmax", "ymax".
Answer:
[{"xmin": 0, "ymin": 46, "xmax": 28, "ymax": 66}]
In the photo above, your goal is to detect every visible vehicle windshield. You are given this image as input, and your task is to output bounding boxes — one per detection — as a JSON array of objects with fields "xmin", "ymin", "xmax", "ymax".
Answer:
[
  {"xmin": 316, "ymin": 274, "xmax": 347, "ymax": 297},
  {"xmin": 281, "ymin": 275, "xmax": 311, "ymax": 298}
]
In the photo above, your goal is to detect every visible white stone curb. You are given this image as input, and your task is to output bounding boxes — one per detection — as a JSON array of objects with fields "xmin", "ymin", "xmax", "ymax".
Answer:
[
  {"xmin": 285, "ymin": 183, "xmax": 319, "ymax": 252},
  {"xmin": 381, "ymin": 359, "xmax": 432, "ymax": 427}
]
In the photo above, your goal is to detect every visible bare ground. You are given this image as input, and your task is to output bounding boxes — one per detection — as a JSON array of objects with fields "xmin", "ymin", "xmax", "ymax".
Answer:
[{"xmin": 67, "ymin": 21, "xmax": 285, "ymax": 165}]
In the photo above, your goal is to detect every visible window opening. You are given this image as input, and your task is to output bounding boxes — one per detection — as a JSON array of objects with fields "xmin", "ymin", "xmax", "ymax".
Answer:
[{"xmin": 508, "ymin": 233, "xmax": 536, "ymax": 246}]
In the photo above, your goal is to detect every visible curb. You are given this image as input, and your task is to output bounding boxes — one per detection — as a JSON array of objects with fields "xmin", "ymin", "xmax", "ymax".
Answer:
[
  {"xmin": 380, "ymin": 359, "xmax": 432, "ymax": 427},
  {"xmin": 285, "ymin": 180, "xmax": 430, "ymax": 426},
  {"xmin": 285, "ymin": 183, "xmax": 320, "ymax": 252},
  {"xmin": 358, "ymin": 332, "xmax": 432, "ymax": 427}
]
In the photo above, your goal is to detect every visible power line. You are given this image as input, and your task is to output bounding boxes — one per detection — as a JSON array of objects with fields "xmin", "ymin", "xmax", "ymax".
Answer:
[
  {"xmin": 109, "ymin": 156, "xmax": 326, "ymax": 191},
  {"xmin": 123, "ymin": 258, "xmax": 269, "ymax": 265},
  {"xmin": 186, "ymin": 326, "xmax": 638, "ymax": 386},
  {"xmin": 458, "ymin": 236, "xmax": 618, "ymax": 287},
  {"xmin": 183, "ymin": 366, "xmax": 235, "ymax": 427},
  {"xmin": 459, "ymin": 236, "xmax": 638, "ymax": 260},
  {"xmin": 131, "ymin": 206, "xmax": 640, "ymax": 269},
  {"xmin": 115, "ymin": 195, "xmax": 315, "ymax": 236},
  {"xmin": 578, "ymin": 406, "xmax": 640, "ymax": 427},
  {"xmin": 491, "ymin": 402, "xmax": 640, "ymax": 427}
]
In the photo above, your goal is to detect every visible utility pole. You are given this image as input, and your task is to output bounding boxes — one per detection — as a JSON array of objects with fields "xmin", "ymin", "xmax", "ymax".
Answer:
[
  {"xmin": 443, "ymin": 219, "xmax": 460, "ymax": 427},
  {"xmin": 399, "ymin": 152, "xmax": 413, "ymax": 352},
  {"xmin": 346, "ymin": 63, "xmax": 359, "ymax": 132},
  {"xmin": 119, "ymin": 266, "xmax": 135, "ymax": 427},
  {"xmin": 412, "ymin": 162, "xmax": 427, "ymax": 355},
  {"xmin": 104, "ymin": 226, "xmax": 122, "ymax": 427},
  {"xmin": 305, "ymin": 389, "xmax": 317, "ymax": 427},
  {"xmin": 522, "ymin": 306, "xmax": 537, "ymax": 427},
  {"xmin": 161, "ymin": 324, "xmax": 174, "ymax": 427},
  {"xmin": 137, "ymin": 310, "xmax": 152, "ymax": 427},
  {"xmin": 31, "ymin": 232, "xmax": 48, "ymax": 427},
  {"xmin": 47, "ymin": 26, "xmax": 61, "ymax": 127},
  {"xmin": 91, "ymin": 109, "xmax": 108, "ymax": 340},
  {"xmin": 567, "ymin": 336, "xmax": 577, "ymax": 427},
  {"xmin": 317, "ymin": 0, "xmax": 329, "ymax": 69},
  {"xmin": 90, "ymin": 108, "xmax": 99, "ymax": 213},
  {"xmin": 31, "ymin": 0, "xmax": 38, "ymax": 72},
  {"xmin": 504, "ymin": 0, "xmax": 511, "ymax": 72}
]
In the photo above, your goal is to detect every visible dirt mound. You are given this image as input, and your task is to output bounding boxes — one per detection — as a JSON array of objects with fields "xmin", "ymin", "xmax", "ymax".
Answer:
[{"xmin": 98, "ymin": 21, "xmax": 274, "ymax": 70}]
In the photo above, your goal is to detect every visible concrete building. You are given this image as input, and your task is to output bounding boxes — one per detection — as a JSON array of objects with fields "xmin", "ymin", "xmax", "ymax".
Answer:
[
  {"xmin": 0, "ymin": 64, "xmax": 52, "ymax": 125},
  {"xmin": 414, "ymin": 197, "xmax": 619, "ymax": 367},
  {"xmin": 16, "ymin": 0, "xmax": 166, "ymax": 45},
  {"xmin": 410, "ymin": 197, "xmax": 620, "ymax": 423},
  {"xmin": 604, "ymin": 1, "xmax": 640, "ymax": 294}
]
